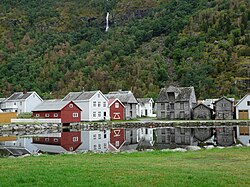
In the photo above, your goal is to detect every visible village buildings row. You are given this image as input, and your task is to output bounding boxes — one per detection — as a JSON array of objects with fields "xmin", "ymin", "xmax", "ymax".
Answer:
[{"xmin": 0, "ymin": 87, "xmax": 249, "ymax": 123}]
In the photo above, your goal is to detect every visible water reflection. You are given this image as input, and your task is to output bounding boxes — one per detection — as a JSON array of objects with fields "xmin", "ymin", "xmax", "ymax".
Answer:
[{"xmin": 0, "ymin": 126, "xmax": 250, "ymax": 156}]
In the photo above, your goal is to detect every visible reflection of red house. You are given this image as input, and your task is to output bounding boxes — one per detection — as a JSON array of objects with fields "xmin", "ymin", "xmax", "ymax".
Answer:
[
  {"xmin": 32, "ymin": 131, "xmax": 81, "ymax": 152},
  {"xmin": 108, "ymin": 99, "xmax": 125, "ymax": 120},
  {"xmin": 32, "ymin": 101, "xmax": 81, "ymax": 124},
  {"xmin": 109, "ymin": 128, "xmax": 126, "ymax": 150}
]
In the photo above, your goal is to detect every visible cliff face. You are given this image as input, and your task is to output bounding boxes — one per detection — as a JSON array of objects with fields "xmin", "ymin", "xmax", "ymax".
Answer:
[{"xmin": 0, "ymin": 0, "xmax": 249, "ymax": 99}]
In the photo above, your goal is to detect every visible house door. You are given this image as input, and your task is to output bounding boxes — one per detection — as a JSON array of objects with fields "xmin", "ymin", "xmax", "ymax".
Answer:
[
  {"xmin": 103, "ymin": 112, "xmax": 107, "ymax": 120},
  {"xmin": 145, "ymin": 109, "xmax": 148, "ymax": 116},
  {"xmin": 239, "ymin": 110, "xmax": 248, "ymax": 120}
]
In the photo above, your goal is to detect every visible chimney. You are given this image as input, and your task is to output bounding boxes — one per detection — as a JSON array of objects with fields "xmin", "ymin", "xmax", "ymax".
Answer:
[{"xmin": 23, "ymin": 89, "xmax": 27, "ymax": 94}]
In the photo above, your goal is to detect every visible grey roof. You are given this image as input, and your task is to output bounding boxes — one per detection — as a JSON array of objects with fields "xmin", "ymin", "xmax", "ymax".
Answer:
[
  {"xmin": 32, "ymin": 144, "xmax": 68, "ymax": 153},
  {"xmin": 193, "ymin": 103, "xmax": 212, "ymax": 110},
  {"xmin": 63, "ymin": 91, "xmax": 98, "ymax": 101},
  {"xmin": 214, "ymin": 96, "xmax": 234, "ymax": 104},
  {"xmin": 105, "ymin": 90, "xmax": 138, "ymax": 104},
  {"xmin": 6, "ymin": 92, "xmax": 33, "ymax": 101},
  {"xmin": 156, "ymin": 86, "xmax": 195, "ymax": 102},
  {"xmin": 137, "ymin": 98, "xmax": 153, "ymax": 105},
  {"xmin": 32, "ymin": 101, "xmax": 73, "ymax": 111}
]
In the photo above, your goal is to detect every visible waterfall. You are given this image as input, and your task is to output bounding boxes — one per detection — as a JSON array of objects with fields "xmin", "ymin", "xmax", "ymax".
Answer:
[{"xmin": 105, "ymin": 12, "xmax": 109, "ymax": 32}]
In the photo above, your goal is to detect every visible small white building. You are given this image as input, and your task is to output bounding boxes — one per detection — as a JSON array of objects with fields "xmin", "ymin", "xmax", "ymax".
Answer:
[
  {"xmin": 77, "ymin": 130, "xmax": 110, "ymax": 152},
  {"xmin": 63, "ymin": 90, "xmax": 110, "ymax": 121},
  {"xmin": 0, "ymin": 91, "xmax": 43, "ymax": 114},
  {"xmin": 235, "ymin": 94, "xmax": 250, "ymax": 120},
  {"xmin": 136, "ymin": 98, "xmax": 154, "ymax": 117}
]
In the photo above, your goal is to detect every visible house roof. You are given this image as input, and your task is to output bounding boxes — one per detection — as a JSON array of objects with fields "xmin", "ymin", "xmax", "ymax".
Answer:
[
  {"xmin": 0, "ymin": 98, "xmax": 5, "ymax": 103},
  {"xmin": 235, "ymin": 94, "xmax": 250, "ymax": 107},
  {"xmin": 156, "ymin": 86, "xmax": 195, "ymax": 102},
  {"xmin": 214, "ymin": 96, "xmax": 234, "ymax": 104},
  {"xmin": 6, "ymin": 92, "xmax": 33, "ymax": 101},
  {"xmin": 32, "ymin": 144, "xmax": 68, "ymax": 153},
  {"xmin": 108, "ymin": 98, "xmax": 125, "ymax": 107},
  {"xmin": 32, "ymin": 101, "xmax": 81, "ymax": 112},
  {"xmin": 137, "ymin": 98, "xmax": 153, "ymax": 105},
  {"xmin": 63, "ymin": 91, "xmax": 100, "ymax": 101},
  {"xmin": 0, "ymin": 146, "xmax": 31, "ymax": 156},
  {"xmin": 105, "ymin": 90, "xmax": 138, "ymax": 104},
  {"xmin": 193, "ymin": 103, "xmax": 212, "ymax": 110}
]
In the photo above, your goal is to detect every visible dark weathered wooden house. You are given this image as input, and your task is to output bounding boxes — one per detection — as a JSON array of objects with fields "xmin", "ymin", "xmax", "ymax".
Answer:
[
  {"xmin": 215, "ymin": 127, "xmax": 235, "ymax": 146},
  {"xmin": 214, "ymin": 97, "xmax": 234, "ymax": 120},
  {"xmin": 156, "ymin": 86, "xmax": 197, "ymax": 120},
  {"xmin": 154, "ymin": 127, "xmax": 197, "ymax": 149},
  {"xmin": 193, "ymin": 103, "xmax": 212, "ymax": 120}
]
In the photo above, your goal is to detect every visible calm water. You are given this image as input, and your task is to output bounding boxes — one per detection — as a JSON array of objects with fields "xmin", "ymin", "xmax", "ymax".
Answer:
[{"xmin": 0, "ymin": 126, "xmax": 249, "ymax": 157}]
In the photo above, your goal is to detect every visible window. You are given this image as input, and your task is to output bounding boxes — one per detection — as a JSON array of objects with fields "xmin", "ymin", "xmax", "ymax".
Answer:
[
  {"xmin": 104, "ymin": 132, "xmax": 107, "ymax": 139},
  {"xmin": 115, "ymin": 141, "xmax": 120, "ymax": 147},
  {"xmin": 180, "ymin": 102, "xmax": 184, "ymax": 110},
  {"xmin": 35, "ymin": 114, "xmax": 40, "ymax": 117},
  {"xmin": 98, "ymin": 94, "xmax": 100, "ymax": 98},
  {"xmin": 98, "ymin": 134, "xmax": 101, "ymax": 139},
  {"xmin": 20, "ymin": 102, "xmax": 22, "ymax": 106},
  {"xmin": 93, "ymin": 145, "xmax": 97, "ymax": 150},
  {"xmin": 93, "ymin": 101, "xmax": 96, "ymax": 107},
  {"xmin": 54, "ymin": 138, "xmax": 58, "ymax": 142},
  {"xmin": 170, "ymin": 103, "xmax": 174, "ymax": 110},
  {"xmin": 93, "ymin": 134, "xmax": 97, "ymax": 140},
  {"xmin": 69, "ymin": 104, "xmax": 73, "ymax": 108},
  {"xmin": 93, "ymin": 111, "xmax": 96, "ymax": 117},
  {"xmin": 221, "ymin": 103, "xmax": 227, "ymax": 107},
  {"xmin": 161, "ymin": 103, "xmax": 165, "ymax": 110},
  {"xmin": 14, "ymin": 102, "xmax": 16, "ymax": 105},
  {"xmin": 35, "ymin": 137, "xmax": 40, "ymax": 141},
  {"xmin": 104, "ymin": 143, "xmax": 107, "ymax": 149},
  {"xmin": 54, "ymin": 113, "xmax": 58, "ymax": 117},
  {"xmin": 98, "ymin": 144, "xmax": 101, "ymax": 149},
  {"xmin": 247, "ymin": 101, "xmax": 250, "ymax": 106},
  {"xmin": 45, "ymin": 113, "xmax": 50, "ymax": 117},
  {"xmin": 98, "ymin": 111, "xmax": 101, "ymax": 117},
  {"xmin": 73, "ymin": 137, "xmax": 78, "ymax": 142},
  {"xmin": 69, "ymin": 147, "xmax": 74, "ymax": 151},
  {"xmin": 115, "ymin": 103, "xmax": 119, "ymax": 108},
  {"xmin": 73, "ymin": 113, "xmax": 78, "ymax": 118},
  {"xmin": 98, "ymin": 102, "xmax": 101, "ymax": 107},
  {"xmin": 103, "ymin": 102, "xmax": 106, "ymax": 107},
  {"xmin": 130, "ymin": 104, "xmax": 133, "ymax": 109},
  {"xmin": 45, "ymin": 138, "xmax": 49, "ymax": 142}
]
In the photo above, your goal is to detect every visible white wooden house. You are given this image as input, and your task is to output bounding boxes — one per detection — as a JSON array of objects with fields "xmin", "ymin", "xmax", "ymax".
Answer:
[
  {"xmin": 0, "ymin": 91, "xmax": 43, "ymax": 114},
  {"xmin": 235, "ymin": 94, "xmax": 250, "ymax": 120},
  {"xmin": 136, "ymin": 98, "xmax": 155, "ymax": 117},
  {"xmin": 63, "ymin": 90, "xmax": 110, "ymax": 121}
]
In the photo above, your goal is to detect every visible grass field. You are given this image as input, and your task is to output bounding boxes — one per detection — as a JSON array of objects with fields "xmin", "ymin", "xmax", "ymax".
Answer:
[{"xmin": 0, "ymin": 148, "xmax": 250, "ymax": 187}]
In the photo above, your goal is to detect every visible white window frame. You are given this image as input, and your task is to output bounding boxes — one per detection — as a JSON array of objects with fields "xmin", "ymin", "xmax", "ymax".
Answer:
[
  {"xmin": 98, "ymin": 144, "xmax": 101, "ymax": 149},
  {"xmin": 54, "ymin": 113, "xmax": 58, "ymax": 117},
  {"xmin": 115, "ymin": 141, "xmax": 120, "ymax": 147},
  {"xmin": 93, "ymin": 111, "xmax": 96, "ymax": 117},
  {"xmin": 104, "ymin": 143, "xmax": 107, "ymax": 149},
  {"xmin": 103, "ymin": 102, "xmax": 106, "ymax": 107},
  {"xmin": 115, "ymin": 103, "xmax": 119, "ymax": 108},
  {"xmin": 98, "ymin": 102, "xmax": 101, "ymax": 107},
  {"xmin": 73, "ymin": 137, "xmax": 78, "ymax": 142},
  {"xmin": 93, "ymin": 145, "xmax": 97, "ymax": 150},
  {"xmin": 35, "ymin": 113, "xmax": 40, "ymax": 117},
  {"xmin": 98, "ymin": 111, "xmax": 101, "ymax": 117},
  {"xmin": 69, "ymin": 104, "xmax": 73, "ymax": 108},
  {"xmin": 73, "ymin": 113, "xmax": 78, "ymax": 118},
  {"xmin": 45, "ymin": 138, "xmax": 49, "ymax": 142},
  {"xmin": 93, "ymin": 134, "xmax": 96, "ymax": 140},
  {"xmin": 45, "ymin": 113, "xmax": 50, "ymax": 117},
  {"xmin": 98, "ymin": 134, "xmax": 101, "ymax": 139},
  {"xmin": 54, "ymin": 138, "xmax": 58, "ymax": 142},
  {"xmin": 93, "ymin": 101, "xmax": 97, "ymax": 107}
]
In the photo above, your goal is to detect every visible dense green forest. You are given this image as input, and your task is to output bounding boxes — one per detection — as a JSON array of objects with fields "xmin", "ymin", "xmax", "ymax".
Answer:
[{"xmin": 0, "ymin": 0, "xmax": 249, "ymax": 99}]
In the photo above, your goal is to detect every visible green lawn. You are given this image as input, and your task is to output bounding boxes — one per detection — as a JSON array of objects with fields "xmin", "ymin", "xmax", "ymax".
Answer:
[{"xmin": 0, "ymin": 148, "xmax": 250, "ymax": 187}]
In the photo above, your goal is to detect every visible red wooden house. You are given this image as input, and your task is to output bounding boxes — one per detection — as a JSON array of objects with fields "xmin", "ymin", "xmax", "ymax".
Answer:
[
  {"xmin": 32, "ymin": 131, "xmax": 81, "ymax": 153},
  {"xmin": 109, "ymin": 128, "xmax": 126, "ymax": 151},
  {"xmin": 32, "ymin": 101, "xmax": 81, "ymax": 124},
  {"xmin": 108, "ymin": 98, "xmax": 125, "ymax": 120}
]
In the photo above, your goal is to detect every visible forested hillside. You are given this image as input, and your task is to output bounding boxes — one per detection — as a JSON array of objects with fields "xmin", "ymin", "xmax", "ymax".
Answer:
[{"xmin": 0, "ymin": 0, "xmax": 249, "ymax": 99}]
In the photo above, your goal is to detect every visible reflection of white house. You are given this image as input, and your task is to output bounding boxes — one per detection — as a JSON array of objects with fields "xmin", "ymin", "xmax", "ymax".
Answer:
[
  {"xmin": 237, "ymin": 126, "xmax": 250, "ymax": 145},
  {"xmin": 0, "ymin": 92, "xmax": 43, "ymax": 114},
  {"xmin": 63, "ymin": 90, "xmax": 110, "ymax": 121},
  {"xmin": 136, "ymin": 98, "xmax": 154, "ymax": 117},
  {"xmin": 235, "ymin": 94, "xmax": 250, "ymax": 120},
  {"xmin": 77, "ymin": 130, "xmax": 110, "ymax": 152},
  {"xmin": 139, "ymin": 128, "xmax": 154, "ymax": 144},
  {"xmin": 1, "ymin": 137, "xmax": 39, "ymax": 154}
]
